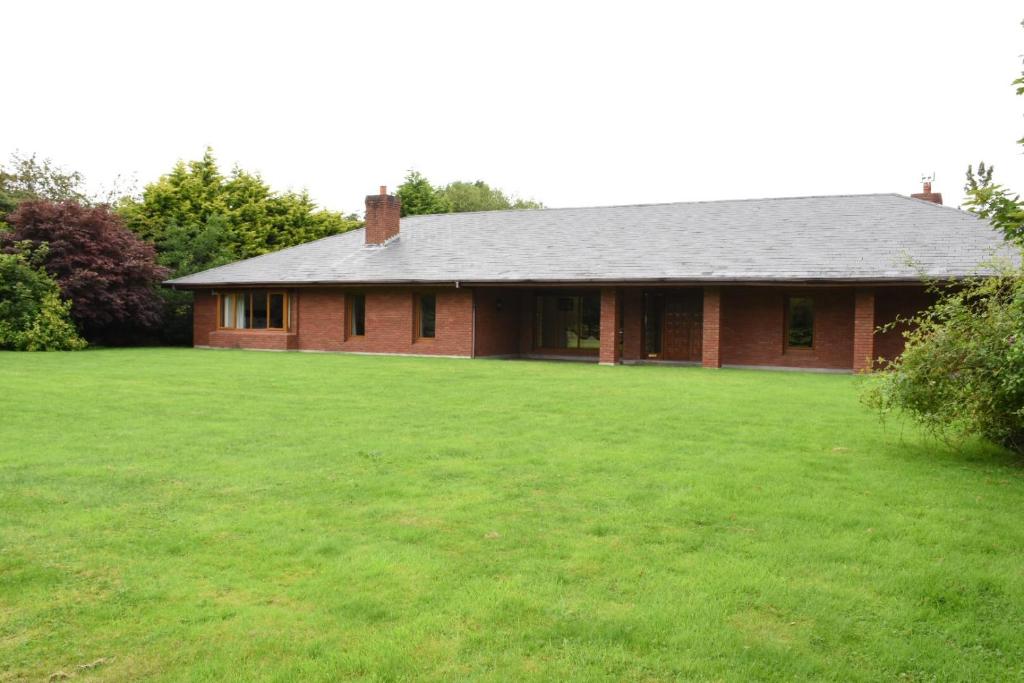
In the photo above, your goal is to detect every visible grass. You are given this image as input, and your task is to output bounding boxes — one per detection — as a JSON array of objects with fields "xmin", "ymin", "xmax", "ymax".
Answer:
[{"xmin": 1, "ymin": 348, "xmax": 1023, "ymax": 681}]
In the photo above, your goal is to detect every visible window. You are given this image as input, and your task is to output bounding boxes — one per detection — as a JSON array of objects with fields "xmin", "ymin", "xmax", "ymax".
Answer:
[
  {"xmin": 534, "ymin": 293, "xmax": 600, "ymax": 350},
  {"xmin": 786, "ymin": 296, "xmax": 814, "ymax": 348},
  {"xmin": 218, "ymin": 290, "xmax": 287, "ymax": 330},
  {"xmin": 349, "ymin": 294, "xmax": 366, "ymax": 337},
  {"xmin": 643, "ymin": 292, "xmax": 663, "ymax": 357},
  {"xmin": 417, "ymin": 294, "xmax": 436, "ymax": 339}
]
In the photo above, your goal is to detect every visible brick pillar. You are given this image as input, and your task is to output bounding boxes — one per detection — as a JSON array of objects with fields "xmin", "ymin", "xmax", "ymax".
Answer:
[
  {"xmin": 702, "ymin": 286, "xmax": 722, "ymax": 368},
  {"xmin": 599, "ymin": 287, "xmax": 621, "ymax": 365},
  {"xmin": 853, "ymin": 288, "xmax": 876, "ymax": 373}
]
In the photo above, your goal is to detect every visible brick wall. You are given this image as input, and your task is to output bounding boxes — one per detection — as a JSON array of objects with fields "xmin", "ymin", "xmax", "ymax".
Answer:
[
  {"xmin": 208, "ymin": 330, "xmax": 297, "ymax": 350},
  {"xmin": 198, "ymin": 286, "xmax": 473, "ymax": 356},
  {"xmin": 598, "ymin": 288, "xmax": 621, "ymax": 364},
  {"xmin": 191, "ymin": 283, "xmax": 932, "ymax": 368},
  {"xmin": 720, "ymin": 286, "xmax": 854, "ymax": 369},
  {"xmin": 852, "ymin": 289, "xmax": 876, "ymax": 372},
  {"xmin": 193, "ymin": 291, "xmax": 216, "ymax": 347},
  {"xmin": 702, "ymin": 287, "xmax": 722, "ymax": 368},
  {"xmin": 874, "ymin": 286, "xmax": 933, "ymax": 362}
]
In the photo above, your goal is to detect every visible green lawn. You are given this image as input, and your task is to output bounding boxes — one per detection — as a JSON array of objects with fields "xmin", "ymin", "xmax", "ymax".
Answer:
[{"xmin": 2, "ymin": 349, "xmax": 1023, "ymax": 681}]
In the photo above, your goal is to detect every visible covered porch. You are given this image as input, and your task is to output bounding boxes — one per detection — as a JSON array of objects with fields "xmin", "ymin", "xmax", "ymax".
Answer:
[{"xmin": 471, "ymin": 285, "xmax": 920, "ymax": 371}]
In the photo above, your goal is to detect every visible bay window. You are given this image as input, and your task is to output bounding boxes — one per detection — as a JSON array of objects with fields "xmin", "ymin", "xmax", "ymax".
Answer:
[{"xmin": 218, "ymin": 290, "xmax": 288, "ymax": 331}]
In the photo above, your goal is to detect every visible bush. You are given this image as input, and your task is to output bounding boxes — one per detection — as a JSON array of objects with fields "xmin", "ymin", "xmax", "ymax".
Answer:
[
  {"xmin": 863, "ymin": 266, "xmax": 1024, "ymax": 453},
  {"xmin": 0, "ymin": 244, "xmax": 86, "ymax": 351},
  {"xmin": 2, "ymin": 200, "xmax": 168, "ymax": 344}
]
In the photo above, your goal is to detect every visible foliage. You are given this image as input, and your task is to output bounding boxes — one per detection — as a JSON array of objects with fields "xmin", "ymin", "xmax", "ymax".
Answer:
[
  {"xmin": 863, "ymin": 269, "xmax": 1024, "ymax": 452},
  {"xmin": 396, "ymin": 170, "xmax": 543, "ymax": 216},
  {"xmin": 152, "ymin": 214, "xmax": 236, "ymax": 345},
  {"xmin": 439, "ymin": 180, "xmax": 543, "ymax": 212},
  {"xmin": 2, "ymin": 201, "xmax": 168, "ymax": 344},
  {"xmin": 0, "ymin": 152, "xmax": 89, "ymax": 218},
  {"xmin": 870, "ymin": 22, "xmax": 1024, "ymax": 454},
  {"xmin": 117, "ymin": 149, "xmax": 361, "ymax": 344},
  {"xmin": 0, "ymin": 243, "xmax": 86, "ymax": 351},
  {"xmin": 118, "ymin": 148, "xmax": 362, "ymax": 263},
  {"xmin": 963, "ymin": 162, "xmax": 1024, "ymax": 246},
  {"xmin": 3, "ymin": 351, "xmax": 1023, "ymax": 680},
  {"xmin": 961, "ymin": 24, "xmax": 1024, "ymax": 245},
  {"xmin": 395, "ymin": 170, "xmax": 451, "ymax": 216}
]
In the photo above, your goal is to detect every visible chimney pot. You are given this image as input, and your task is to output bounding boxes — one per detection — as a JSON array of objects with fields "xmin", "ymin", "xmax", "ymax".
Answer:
[
  {"xmin": 380, "ymin": 185, "xmax": 387, "ymax": 196},
  {"xmin": 911, "ymin": 180, "xmax": 943, "ymax": 205}
]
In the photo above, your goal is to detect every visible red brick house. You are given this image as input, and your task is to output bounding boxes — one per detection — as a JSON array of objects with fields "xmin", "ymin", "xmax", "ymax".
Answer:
[{"xmin": 166, "ymin": 183, "xmax": 1014, "ymax": 371}]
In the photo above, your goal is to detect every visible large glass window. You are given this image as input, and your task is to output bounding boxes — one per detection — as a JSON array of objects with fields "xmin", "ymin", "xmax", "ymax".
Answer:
[
  {"xmin": 234, "ymin": 293, "xmax": 248, "ymax": 329},
  {"xmin": 251, "ymin": 292, "xmax": 268, "ymax": 329},
  {"xmin": 786, "ymin": 296, "xmax": 813, "ymax": 348},
  {"xmin": 350, "ymin": 294, "xmax": 366, "ymax": 337},
  {"xmin": 269, "ymin": 293, "xmax": 285, "ymax": 329},
  {"xmin": 218, "ymin": 290, "xmax": 287, "ymax": 331},
  {"xmin": 643, "ymin": 292, "xmax": 663, "ymax": 356},
  {"xmin": 418, "ymin": 294, "xmax": 436, "ymax": 338},
  {"xmin": 534, "ymin": 293, "xmax": 600, "ymax": 350}
]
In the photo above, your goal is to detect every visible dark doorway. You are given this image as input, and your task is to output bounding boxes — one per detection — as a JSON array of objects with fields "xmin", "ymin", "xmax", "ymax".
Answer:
[{"xmin": 643, "ymin": 290, "xmax": 703, "ymax": 361}]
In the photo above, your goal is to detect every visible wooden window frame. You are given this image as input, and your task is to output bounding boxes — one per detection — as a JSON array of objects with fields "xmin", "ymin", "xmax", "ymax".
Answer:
[
  {"xmin": 347, "ymin": 293, "xmax": 366, "ymax": 339},
  {"xmin": 784, "ymin": 295, "xmax": 814, "ymax": 351},
  {"xmin": 216, "ymin": 289, "xmax": 289, "ymax": 332},
  {"xmin": 414, "ymin": 292, "xmax": 437, "ymax": 341}
]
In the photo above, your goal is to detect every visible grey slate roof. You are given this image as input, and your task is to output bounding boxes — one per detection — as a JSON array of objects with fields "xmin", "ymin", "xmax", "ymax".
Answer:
[{"xmin": 165, "ymin": 193, "xmax": 1018, "ymax": 287}]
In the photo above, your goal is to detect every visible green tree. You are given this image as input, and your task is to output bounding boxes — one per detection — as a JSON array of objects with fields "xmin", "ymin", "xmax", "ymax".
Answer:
[
  {"xmin": 395, "ymin": 170, "xmax": 543, "ymax": 216},
  {"xmin": 118, "ymin": 148, "xmax": 361, "ymax": 344},
  {"xmin": 119, "ymin": 148, "xmax": 361, "ymax": 261},
  {"xmin": 396, "ymin": 170, "xmax": 451, "ymax": 216},
  {"xmin": 0, "ymin": 153, "xmax": 89, "ymax": 217},
  {"xmin": 962, "ymin": 27, "xmax": 1024, "ymax": 246},
  {"xmin": 964, "ymin": 160, "xmax": 1024, "ymax": 246},
  {"xmin": 0, "ymin": 242, "xmax": 86, "ymax": 351},
  {"xmin": 863, "ymin": 269, "xmax": 1024, "ymax": 452},
  {"xmin": 864, "ymin": 21, "xmax": 1024, "ymax": 454},
  {"xmin": 439, "ymin": 180, "xmax": 543, "ymax": 212}
]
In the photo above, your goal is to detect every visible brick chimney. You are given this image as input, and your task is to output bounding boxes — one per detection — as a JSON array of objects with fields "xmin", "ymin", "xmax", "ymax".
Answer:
[
  {"xmin": 911, "ymin": 179, "xmax": 943, "ymax": 205},
  {"xmin": 365, "ymin": 185, "xmax": 401, "ymax": 245}
]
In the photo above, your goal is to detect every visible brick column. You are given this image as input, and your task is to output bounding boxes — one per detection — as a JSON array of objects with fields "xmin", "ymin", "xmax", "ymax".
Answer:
[
  {"xmin": 599, "ymin": 287, "xmax": 621, "ymax": 365},
  {"xmin": 853, "ymin": 288, "xmax": 876, "ymax": 373},
  {"xmin": 702, "ymin": 286, "xmax": 722, "ymax": 368}
]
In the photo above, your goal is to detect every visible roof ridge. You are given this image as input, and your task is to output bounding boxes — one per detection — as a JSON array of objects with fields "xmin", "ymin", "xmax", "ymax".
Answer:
[{"xmin": 401, "ymin": 193, "xmax": 906, "ymax": 219}]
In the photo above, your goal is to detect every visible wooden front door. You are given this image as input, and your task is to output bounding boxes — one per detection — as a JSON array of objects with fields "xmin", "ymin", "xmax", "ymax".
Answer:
[{"xmin": 645, "ymin": 290, "xmax": 703, "ymax": 361}]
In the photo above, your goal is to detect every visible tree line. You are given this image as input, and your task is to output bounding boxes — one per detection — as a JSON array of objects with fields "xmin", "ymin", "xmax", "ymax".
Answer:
[{"xmin": 0, "ymin": 154, "xmax": 542, "ymax": 349}]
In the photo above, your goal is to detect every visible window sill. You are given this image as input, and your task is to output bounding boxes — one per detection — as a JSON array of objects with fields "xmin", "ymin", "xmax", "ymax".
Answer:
[{"xmin": 214, "ymin": 328, "xmax": 292, "ymax": 334}]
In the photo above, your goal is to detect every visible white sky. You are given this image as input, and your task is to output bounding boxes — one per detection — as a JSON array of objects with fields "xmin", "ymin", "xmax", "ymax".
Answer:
[{"xmin": 4, "ymin": 1, "xmax": 1023, "ymax": 216}]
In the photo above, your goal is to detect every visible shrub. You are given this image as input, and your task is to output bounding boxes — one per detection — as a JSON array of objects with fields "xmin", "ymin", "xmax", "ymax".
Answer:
[
  {"xmin": 2, "ymin": 200, "xmax": 168, "ymax": 344},
  {"xmin": 863, "ymin": 266, "xmax": 1024, "ymax": 453},
  {"xmin": 0, "ymin": 244, "xmax": 86, "ymax": 351}
]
